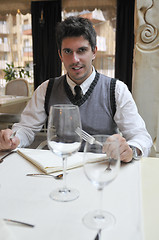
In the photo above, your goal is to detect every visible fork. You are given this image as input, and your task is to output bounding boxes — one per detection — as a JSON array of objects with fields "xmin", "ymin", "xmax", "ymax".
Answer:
[
  {"xmin": 9, "ymin": 131, "xmax": 17, "ymax": 140},
  {"xmin": 75, "ymin": 128, "xmax": 111, "ymax": 171},
  {"xmin": 26, "ymin": 173, "xmax": 63, "ymax": 180},
  {"xmin": 75, "ymin": 127, "xmax": 103, "ymax": 146},
  {"xmin": 105, "ymin": 158, "xmax": 112, "ymax": 171}
]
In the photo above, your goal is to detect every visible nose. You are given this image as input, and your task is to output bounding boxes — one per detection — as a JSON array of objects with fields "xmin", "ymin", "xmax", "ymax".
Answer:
[{"xmin": 72, "ymin": 52, "xmax": 80, "ymax": 63}]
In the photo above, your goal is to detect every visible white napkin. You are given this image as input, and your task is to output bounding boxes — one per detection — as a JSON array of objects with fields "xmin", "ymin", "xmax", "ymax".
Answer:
[
  {"xmin": 0, "ymin": 220, "xmax": 17, "ymax": 240},
  {"xmin": 17, "ymin": 148, "xmax": 106, "ymax": 174}
]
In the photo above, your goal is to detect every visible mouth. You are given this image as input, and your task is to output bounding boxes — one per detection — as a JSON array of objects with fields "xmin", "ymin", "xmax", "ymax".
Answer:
[
  {"xmin": 72, "ymin": 66, "xmax": 81, "ymax": 70},
  {"xmin": 71, "ymin": 66, "xmax": 83, "ymax": 71}
]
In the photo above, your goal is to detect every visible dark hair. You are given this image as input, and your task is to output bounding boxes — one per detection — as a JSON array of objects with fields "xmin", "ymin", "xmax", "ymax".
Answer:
[{"xmin": 56, "ymin": 16, "xmax": 97, "ymax": 52}]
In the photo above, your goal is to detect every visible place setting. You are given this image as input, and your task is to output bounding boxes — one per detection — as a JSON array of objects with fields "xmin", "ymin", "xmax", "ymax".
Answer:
[
  {"xmin": 20, "ymin": 104, "xmax": 120, "ymax": 239},
  {"xmin": 0, "ymin": 104, "xmax": 144, "ymax": 240}
]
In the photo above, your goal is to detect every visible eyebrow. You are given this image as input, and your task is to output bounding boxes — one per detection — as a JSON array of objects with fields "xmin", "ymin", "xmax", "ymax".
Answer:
[
  {"xmin": 62, "ymin": 46, "xmax": 89, "ymax": 51},
  {"xmin": 62, "ymin": 48, "xmax": 71, "ymax": 51}
]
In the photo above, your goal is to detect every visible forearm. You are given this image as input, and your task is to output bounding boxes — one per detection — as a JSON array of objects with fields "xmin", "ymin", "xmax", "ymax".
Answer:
[
  {"xmin": 12, "ymin": 81, "xmax": 48, "ymax": 148},
  {"xmin": 115, "ymin": 81, "xmax": 153, "ymax": 157}
]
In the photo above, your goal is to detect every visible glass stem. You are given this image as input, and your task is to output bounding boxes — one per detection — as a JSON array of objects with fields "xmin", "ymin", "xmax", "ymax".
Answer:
[
  {"xmin": 98, "ymin": 188, "xmax": 103, "ymax": 213},
  {"xmin": 95, "ymin": 188, "xmax": 104, "ymax": 220},
  {"xmin": 98, "ymin": 229, "xmax": 102, "ymax": 240},
  {"xmin": 62, "ymin": 156, "xmax": 67, "ymax": 190}
]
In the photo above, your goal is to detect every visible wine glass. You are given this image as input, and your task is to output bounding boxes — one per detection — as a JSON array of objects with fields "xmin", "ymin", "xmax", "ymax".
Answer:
[
  {"xmin": 83, "ymin": 135, "xmax": 120, "ymax": 230},
  {"xmin": 47, "ymin": 104, "xmax": 82, "ymax": 202}
]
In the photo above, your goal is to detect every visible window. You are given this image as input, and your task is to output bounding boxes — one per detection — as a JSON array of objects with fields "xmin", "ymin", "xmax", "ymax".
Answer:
[
  {"xmin": 4, "ymin": 53, "xmax": 8, "ymax": 61},
  {"xmin": 13, "ymin": 52, "xmax": 18, "ymax": 62},
  {"xmin": 13, "ymin": 34, "xmax": 17, "ymax": 44},
  {"xmin": 4, "ymin": 37, "xmax": 8, "ymax": 43},
  {"xmin": 24, "ymin": 39, "xmax": 29, "ymax": 47},
  {"xmin": 0, "ymin": 13, "xmax": 33, "ymax": 85}
]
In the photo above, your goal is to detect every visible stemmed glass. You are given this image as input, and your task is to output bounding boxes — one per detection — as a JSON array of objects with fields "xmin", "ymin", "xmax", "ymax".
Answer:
[
  {"xmin": 47, "ymin": 104, "xmax": 82, "ymax": 202},
  {"xmin": 83, "ymin": 135, "xmax": 120, "ymax": 230}
]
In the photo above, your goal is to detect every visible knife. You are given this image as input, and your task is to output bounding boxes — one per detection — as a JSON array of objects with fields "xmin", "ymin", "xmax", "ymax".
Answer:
[
  {"xmin": 3, "ymin": 218, "xmax": 35, "ymax": 228},
  {"xmin": 0, "ymin": 150, "xmax": 17, "ymax": 163},
  {"xmin": 94, "ymin": 229, "xmax": 101, "ymax": 240}
]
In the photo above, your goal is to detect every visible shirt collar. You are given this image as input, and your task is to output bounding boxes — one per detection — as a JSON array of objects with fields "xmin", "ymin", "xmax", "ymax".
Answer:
[{"xmin": 66, "ymin": 66, "xmax": 96, "ymax": 95}]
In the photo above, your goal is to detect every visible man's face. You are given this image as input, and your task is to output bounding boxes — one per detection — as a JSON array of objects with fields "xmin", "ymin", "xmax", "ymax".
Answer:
[{"xmin": 59, "ymin": 36, "xmax": 97, "ymax": 84}]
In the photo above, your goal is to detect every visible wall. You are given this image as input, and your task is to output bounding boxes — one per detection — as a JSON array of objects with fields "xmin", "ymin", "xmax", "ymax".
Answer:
[{"xmin": 133, "ymin": 0, "xmax": 159, "ymax": 143}]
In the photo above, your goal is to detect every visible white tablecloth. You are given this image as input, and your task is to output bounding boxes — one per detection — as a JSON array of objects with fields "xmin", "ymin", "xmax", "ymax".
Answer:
[
  {"xmin": 0, "ymin": 151, "xmax": 143, "ymax": 240},
  {"xmin": 141, "ymin": 157, "xmax": 159, "ymax": 240}
]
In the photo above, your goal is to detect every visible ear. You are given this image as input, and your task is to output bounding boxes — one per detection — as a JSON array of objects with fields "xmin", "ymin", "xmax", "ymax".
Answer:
[
  {"xmin": 92, "ymin": 46, "xmax": 97, "ymax": 60},
  {"xmin": 58, "ymin": 50, "xmax": 63, "ymax": 62}
]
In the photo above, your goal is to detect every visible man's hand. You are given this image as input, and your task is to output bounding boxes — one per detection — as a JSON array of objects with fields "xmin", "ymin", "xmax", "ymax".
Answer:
[
  {"xmin": 0, "ymin": 129, "xmax": 20, "ymax": 150},
  {"xmin": 103, "ymin": 134, "xmax": 134, "ymax": 163}
]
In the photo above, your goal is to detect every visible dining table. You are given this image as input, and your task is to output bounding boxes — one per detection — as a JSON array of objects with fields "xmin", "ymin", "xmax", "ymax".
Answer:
[
  {"xmin": 0, "ymin": 95, "xmax": 31, "ymax": 114},
  {"xmin": 0, "ymin": 149, "xmax": 158, "ymax": 240}
]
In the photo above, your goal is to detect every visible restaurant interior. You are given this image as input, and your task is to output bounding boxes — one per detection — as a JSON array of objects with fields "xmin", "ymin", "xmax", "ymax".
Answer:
[
  {"xmin": 0, "ymin": 1, "xmax": 159, "ymax": 240},
  {"xmin": 0, "ymin": 0, "xmax": 158, "ymax": 154}
]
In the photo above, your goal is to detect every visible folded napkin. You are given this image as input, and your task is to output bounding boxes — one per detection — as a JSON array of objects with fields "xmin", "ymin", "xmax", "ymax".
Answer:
[
  {"xmin": 17, "ymin": 148, "xmax": 106, "ymax": 174},
  {"xmin": 0, "ymin": 219, "xmax": 17, "ymax": 240}
]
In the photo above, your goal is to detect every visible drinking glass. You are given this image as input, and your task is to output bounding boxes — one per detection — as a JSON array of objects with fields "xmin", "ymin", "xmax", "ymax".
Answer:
[
  {"xmin": 47, "ymin": 104, "xmax": 82, "ymax": 202},
  {"xmin": 83, "ymin": 135, "xmax": 120, "ymax": 230}
]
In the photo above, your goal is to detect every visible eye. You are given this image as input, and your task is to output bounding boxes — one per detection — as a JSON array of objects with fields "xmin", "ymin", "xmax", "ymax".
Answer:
[
  {"xmin": 78, "ymin": 47, "xmax": 87, "ymax": 53},
  {"xmin": 63, "ymin": 49, "xmax": 72, "ymax": 54}
]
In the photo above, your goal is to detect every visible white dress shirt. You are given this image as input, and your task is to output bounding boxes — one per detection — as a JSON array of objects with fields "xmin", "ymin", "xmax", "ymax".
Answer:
[{"xmin": 13, "ymin": 68, "xmax": 152, "ymax": 156}]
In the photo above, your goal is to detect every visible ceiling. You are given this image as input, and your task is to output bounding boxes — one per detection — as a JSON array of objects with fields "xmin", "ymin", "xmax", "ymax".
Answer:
[{"xmin": 0, "ymin": 0, "xmax": 116, "ymax": 15}]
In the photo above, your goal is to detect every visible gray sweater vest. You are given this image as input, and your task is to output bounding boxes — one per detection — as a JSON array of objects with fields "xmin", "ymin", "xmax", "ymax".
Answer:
[{"xmin": 45, "ymin": 72, "xmax": 118, "ymax": 135}]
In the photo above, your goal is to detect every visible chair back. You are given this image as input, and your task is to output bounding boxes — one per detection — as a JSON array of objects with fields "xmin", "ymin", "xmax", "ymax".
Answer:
[{"xmin": 5, "ymin": 78, "xmax": 29, "ymax": 96}]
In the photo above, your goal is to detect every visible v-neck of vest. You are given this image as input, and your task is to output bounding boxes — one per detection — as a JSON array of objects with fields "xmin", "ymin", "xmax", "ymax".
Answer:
[{"xmin": 64, "ymin": 71, "xmax": 100, "ymax": 107}]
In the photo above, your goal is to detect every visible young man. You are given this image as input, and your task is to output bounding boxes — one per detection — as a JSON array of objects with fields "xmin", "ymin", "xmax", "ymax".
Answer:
[{"xmin": 0, "ymin": 16, "xmax": 152, "ymax": 162}]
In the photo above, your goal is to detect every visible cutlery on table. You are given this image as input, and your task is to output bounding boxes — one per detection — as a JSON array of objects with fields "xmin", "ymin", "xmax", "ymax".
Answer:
[
  {"xmin": 9, "ymin": 128, "xmax": 22, "ymax": 140},
  {"xmin": 3, "ymin": 218, "xmax": 34, "ymax": 228},
  {"xmin": 26, "ymin": 173, "xmax": 63, "ymax": 180},
  {"xmin": 75, "ymin": 128, "xmax": 103, "ymax": 146},
  {"xmin": 0, "ymin": 150, "xmax": 17, "ymax": 163},
  {"xmin": 76, "ymin": 128, "xmax": 112, "ymax": 170},
  {"xmin": 105, "ymin": 158, "xmax": 112, "ymax": 171},
  {"xmin": 94, "ymin": 229, "xmax": 101, "ymax": 240},
  {"xmin": 9, "ymin": 131, "xmax": 17, "ymax": 139}
]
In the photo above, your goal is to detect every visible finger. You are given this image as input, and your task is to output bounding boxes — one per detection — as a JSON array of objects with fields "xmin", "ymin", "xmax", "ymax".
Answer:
[
  {"xmin": 0, "ymin": 129, "xmax": 14, "ymax": 150},
  {"xmin": 103, "ymin": 139, "xmax": 119, "ymax": 159},
  {"xmin": 11, "ymin": 136, "xmax": 20, "ymax": 149},
  {"xmin": 120, "ymin": 148, "xmax": 133, "ymax": 162}
]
